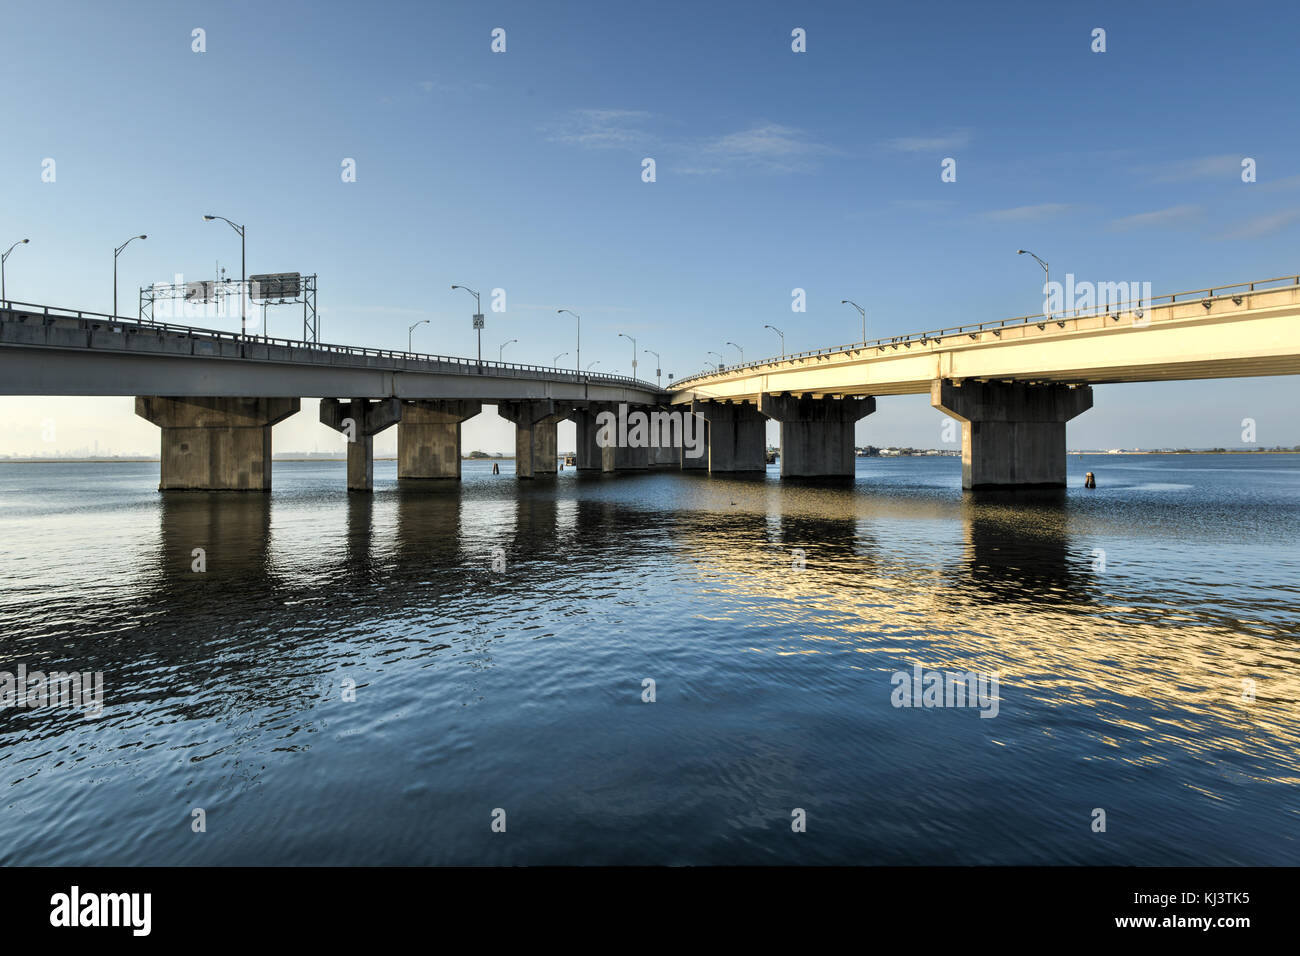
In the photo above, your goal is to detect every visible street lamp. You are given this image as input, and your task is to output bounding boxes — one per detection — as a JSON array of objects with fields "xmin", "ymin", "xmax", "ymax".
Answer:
[
  {"xmin": 618, "ymin": 332, "xmax": 638, "ymax": 381},
  {"xmin": 557, "ymin": 309, "xmax": 580, "ymax": 374},
  {"xmin": 552, "ymin": 351, "xmax": 569, "ymax": 366},
  {"xmin": 451, "ymin": 285, "xmax": 484, "ymax": 364},
  {"xmin": 499, "ymin": 338, "xmax": 517, "ymax": 362},
  {"xmin": 726, "ymin": 340, "xmax": 744, "ymax": 364},
  {"xmin": 764, "ymin": 323, "xmax": 785, "ymax": 358},
  {"xmin": 586, "ymin": 359, "xmax": 600, "ymax": 374},
  {"xmin": 2, "ymin": 238, "xmax": 30, "ymax": 303},
  {"xmin": 708, "ymin": 350, "xmax": 724, "ymax": 371},
  {"xmin": 204, "ymin": 215, "xmax": 246, "ymax": 336},
  {"xmin": 643, "ymin": 348, "xmax": 661, "ymax": 387},
  {"xmin": 841, "ymin": 300, "xmax": 866, "ymax": 342},
  {"xmin": 1017, "ymin": 249, "xmax": 1050, "ymax": 317},
  {"xmin": 408, "ymin": 319, "xmax": 430, "ymax": 352},
  {"xmin": 113, "ymin": 234, "xmax": 147, "ymax": 318}
]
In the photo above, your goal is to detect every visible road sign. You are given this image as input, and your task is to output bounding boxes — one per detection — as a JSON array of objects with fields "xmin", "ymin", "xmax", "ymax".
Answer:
[
  {"xmin": 184, "ymin": 280, "xmax": 219, "ymax": 303},
  {"xmin": 473, "ymin": 313, "xmax": 485, "ymax": 330},
  {"xmin": 250, "ymin": 273, "xmax": 301, "ymax": 301}
]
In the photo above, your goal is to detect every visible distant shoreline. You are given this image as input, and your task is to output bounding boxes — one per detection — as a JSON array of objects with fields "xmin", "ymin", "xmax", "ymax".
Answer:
[{"xmin": 2, "ymin": 450, "xmax": 1297, "ymax": 464}]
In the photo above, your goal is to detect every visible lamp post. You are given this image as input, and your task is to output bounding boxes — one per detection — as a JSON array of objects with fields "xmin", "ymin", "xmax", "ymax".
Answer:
[
  {"xmin": 113, "ymin": 234, "xmax": 147, "ymax": 318},
  {"xmin": 618, "ymin": 332, "xmax": 638, "ymax": 381},
  {"xmin": 557, "ymin": 309, "xmax": 580, "ymax": 374},
  {"xmin": 1017, "ymin": 249, "xmax": 1050, "ymax": 317},
  {"xmin": 840, "ymin": 299, "xmax": 866, "ymax": 342},
  {"xmin": 763, "ymin": 323, "xmax": 785, "ymax": 358},
  {"xmin": 451, "ymin": 285, "xmax": 484, "ymax": 364},
  {"xmin": 499, "ymin": 338, "xmax": 517, "ymax": 362},
  {"xmin": 408, "ymin": 319, "xmax": 429, "ymax": 352},
  {"xmin": 643, "ymin": 348, "xmax": 661, "ymax": 387},
  {"xmin": 552, "ymin": 351, "xmax": 569, "ymax": 366},
  {"xmin": 2, "ymin": 238, "xmax": 30, "ymax": 303},
  {"xmin": 203, "ymin": 215, "xmax": 246, "ymax": 336},
  {"xmin": 726, "ymin": 340, "xmax": 744, "ymax": 364},
  {"xmin": 708, "ymin": 350, "xmax": 724, "ymax": 371},
  {"xmin": 586, "ymin": 359, "xmax": 600, "ymax": 374}
]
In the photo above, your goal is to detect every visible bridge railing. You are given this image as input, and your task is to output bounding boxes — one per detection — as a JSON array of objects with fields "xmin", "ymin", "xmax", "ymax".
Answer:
[
  {"xmin": 672, "ymin": 273, "xmax": 1300, "ymax": 387},
  {"xmin": 0, "ymin": 299, "xmax": 660, "ymax": 391}
]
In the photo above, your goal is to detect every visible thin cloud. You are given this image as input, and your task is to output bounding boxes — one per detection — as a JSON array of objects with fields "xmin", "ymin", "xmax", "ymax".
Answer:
[
  {"xmin": 1143, "ymin": 154, "xmax": 1242, "ymax": 183},
  {"xmin": 545, "ymin": 109, "xmax": 658, "ymax": 150},
  {"xmin": 1108, "ymin": 204, "xmax": 1202, "ymax": 231},
  {"xmin": 1218, "ymin": 208, "xmax": 1300, "ymax": 240},
  {"xmin": 548, "ymin": 110, "xmax": 833, "ymax": 174},
  {"xmin": 699, "ymin": 123, "xmax": 833, "ymax": 171},
  {"xmin": 883, "ymin": 129, "xmax": 972, "ymax": 152},
  {"xmin": 982, "ymin": 203, "xmax": 1073, "ymax": 222}
]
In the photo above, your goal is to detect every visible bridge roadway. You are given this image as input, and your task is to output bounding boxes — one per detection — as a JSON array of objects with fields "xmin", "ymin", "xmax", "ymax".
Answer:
[{"xmin": 2, "ymin": 273, "xmax": 1298, "ymax": 491}]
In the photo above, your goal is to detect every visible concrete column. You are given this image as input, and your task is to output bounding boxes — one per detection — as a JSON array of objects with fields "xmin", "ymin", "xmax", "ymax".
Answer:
[
  {"xmin": 572, "ymin": 405, "xmax": 614, "ymax": 472},
  {"xmin": 397, "ymin": 399, "xmax": 481, "ymax": 480},
  {"xmin": 693, "ymin": 400, "xmax": 767, "ymax": 474},
  {"xmin": 135, "ymin": 396, "xmax": 300, "ymax": 491},
  {"xmin": 648, "ymin": 442, "xmax": 679, "ymax": 468},
  {"xmin": 931, "ymin": 379, "xmax": 1093, "ymax": 489},
  {"xmin": 613, "ymin": 438, "xmax": 649, "ymax": 471},
  {"xmin": 758, "ymin": 393, "xmax": 874, "ymax": 478},
  {"xmin": 320, "ymin": 398, "xmax": 402, "ymax": 492},
  {"xmin": 498, "ymin": 400, "xmax": 574, "ymax": 479},
  {"xmin": 681, "ymin": 418, "xmax": 709, "ymax": 470}
]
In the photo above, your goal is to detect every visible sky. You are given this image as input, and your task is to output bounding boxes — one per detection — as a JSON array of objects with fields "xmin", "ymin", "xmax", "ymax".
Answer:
[{"xmin": 2, "ymin": 0, "xmax": 1298, "ymax": 456}]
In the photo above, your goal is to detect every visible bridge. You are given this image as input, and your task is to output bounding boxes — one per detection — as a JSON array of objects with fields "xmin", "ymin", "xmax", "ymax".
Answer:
[
  {"xmin": 0, "ymin": 299, "xmax": 666, "ymax": 490},
  {"xmin": 2, "ymin": 272, "xmax": 1298, "ymax": 491},
  {"xmin": 669, "ymin": 275, "xmax": 1300, "ymax": 487}
]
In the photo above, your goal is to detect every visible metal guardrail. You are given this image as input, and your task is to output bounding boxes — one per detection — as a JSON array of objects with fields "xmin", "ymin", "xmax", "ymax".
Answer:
[
  {"xmin": 672, "ymin": 274, "xmax": 1300, "ymax": 388},
  {"xmin": 0, "ymin": 299, "xmax": 661, "ymax": 391}
]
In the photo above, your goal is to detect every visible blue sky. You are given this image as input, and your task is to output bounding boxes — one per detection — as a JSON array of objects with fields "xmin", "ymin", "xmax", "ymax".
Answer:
[{"xmin": 2, "ymin": 0, "xmax": 1298, "ymax": 455}]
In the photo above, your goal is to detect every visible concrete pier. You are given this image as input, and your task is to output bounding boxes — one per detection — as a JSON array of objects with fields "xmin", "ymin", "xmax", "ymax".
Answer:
[
  {"xmin": 758, "ymin": 393, "xmax": 874, "ymax": 478},
  {"xmin": 931, "ymin": 379, "xmax": 1093, "ymax": 489},
  {"xmin": 648, "ymin": 440, "xmax": 680, "ymax": 468},
  {"xmin": 497, "ymin": 400, "xmax": 573, "ymax": 478},
  {"xmin": 320, "ymin": 397, "xmax": 402, "ymax": 491},
  {"xmin": 693, "ymin": 400, "xmax": 767, "ymax": 474},
  {"xmin": 681, "ymin": 418, "xmax": 709, "ymax": 470},
  {"xmin": 397, "ymin": 399, "xmax": 481, "ymax": 480},
  {"xmin": 135, "ymin": 396, "xmax": 300, "ymax": 491},
  {"xmin": 572, "ymin": 405, "xmax": 614, "ymax": 472}
]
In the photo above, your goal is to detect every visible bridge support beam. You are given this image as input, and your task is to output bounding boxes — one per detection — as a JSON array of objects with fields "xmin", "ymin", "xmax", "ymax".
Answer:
[
  {"xmin": 320, "ymin": 398, "xmax": 402, "ymax": 492},
  {"xmin": 398, "ymin": 399, "xmax": 481, "ymax": 480},
  {"xmin": 931, "ymin": 379, "xmax": 1093, "ymax": 489},
  {"xmin": 693, "ymin": 400, "xmax": 767, "ymax": 474},
  {"xmin": 759, "ymin": 393, "xmax": 874, "ymax": 478},
  {"xmin": 135, "ymin": 396, "xmax": 300, "ymax": 491},
  {"xmin": 498, "ymin": 400, "xmax": 574, "ymax": 479}
]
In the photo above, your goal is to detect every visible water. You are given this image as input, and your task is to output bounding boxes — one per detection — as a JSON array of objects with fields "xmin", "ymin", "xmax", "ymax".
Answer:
[{"xmin": 1, "ymin": 454, "xmax": 1297, "ymax": 865}]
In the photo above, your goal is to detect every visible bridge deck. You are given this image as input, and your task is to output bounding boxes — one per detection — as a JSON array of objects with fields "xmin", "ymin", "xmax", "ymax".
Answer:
[
  {"xmin": 670, "ymin": 277, "xmax": 1300, "ymax": 403},
  {"xmin": 0, "ymin": 302, "xmax": 664, "ymax": 404}
]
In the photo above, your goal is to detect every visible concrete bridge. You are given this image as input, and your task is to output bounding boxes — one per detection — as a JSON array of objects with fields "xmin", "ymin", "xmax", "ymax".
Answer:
[
  {"xmin": 3, "ymin": 273, "xmax": 1298, "ymax": 491},
  {"xmin": 0, "ymin": 299, "xmax": 668, "ymax": 490},
  {"xmin": 669, "ymin": 275, "xmax": 1300, "ymax": 487}
]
